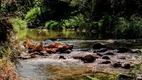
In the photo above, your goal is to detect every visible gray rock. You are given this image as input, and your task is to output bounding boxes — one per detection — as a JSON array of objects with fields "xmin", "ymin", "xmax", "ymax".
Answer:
[
  {"xmin": 131, "ymin": 49, "xmax": 141, "ymax": 53},
  {"xmin": 97, "ymin": 48, "xmax": 108, "ymax": 52},
  {"xmin": 137, "ymin": 77, "xmax": 142, "ymax": 80},
  {"xmin": 20, "ymin": 52, "xmax": 31, "ymax": 59}
]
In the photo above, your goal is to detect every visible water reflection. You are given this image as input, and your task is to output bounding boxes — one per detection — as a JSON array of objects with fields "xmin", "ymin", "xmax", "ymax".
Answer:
[{"xmin": 16, "ymin": 29, "xmax": 99, "ymax": 41}]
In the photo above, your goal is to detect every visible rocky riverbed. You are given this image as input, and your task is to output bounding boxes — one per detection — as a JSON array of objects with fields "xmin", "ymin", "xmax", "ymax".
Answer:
[{"xmin": 16, "ymin": 39, "xmax": 142, "ymax": 80}]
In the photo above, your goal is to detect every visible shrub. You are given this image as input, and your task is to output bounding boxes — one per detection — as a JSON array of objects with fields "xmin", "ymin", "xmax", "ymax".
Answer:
[
  {"xmin": 10, "ymin": 18, "xmax": 27, "ymax": 31},
  {"xmin": 62, "ymin": 14, "xmax": 85, "ymax": 29},
  {"xmin": 25, "ymin": 7, "xmax": 41, "ymax": 21},
  {"xmin": 45, "ymin": 20, "xmax": 59, "ymax": 29},
  {"xmin": 0, "ymin": 48, "xmax": 19, "ymax": 80},
  {"xmin": 114, "ymin": 15, "xmax": 142, "ymax": 38}
]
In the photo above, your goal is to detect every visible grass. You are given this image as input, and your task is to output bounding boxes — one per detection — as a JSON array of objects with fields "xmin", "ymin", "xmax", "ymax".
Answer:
[
  {"xmin": 0, "ymin": 57, "xmax": 19, "ymax": 80},
  {"xmin": 45, "ymin": 65, "xmax": 92, "ymax": 80},
  {"xmin": 0, "ymin": 47, "xmax": 19, "ymax": 80},
  {"xmin": 45, "ymin": 65, "xmax": 119, "ymax": 80}
]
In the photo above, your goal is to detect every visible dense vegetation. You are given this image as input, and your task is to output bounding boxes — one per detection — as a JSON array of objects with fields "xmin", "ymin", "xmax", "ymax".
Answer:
[{"xmin": 1, "ymin": 0, "xmax": 142, "ymax": 38}]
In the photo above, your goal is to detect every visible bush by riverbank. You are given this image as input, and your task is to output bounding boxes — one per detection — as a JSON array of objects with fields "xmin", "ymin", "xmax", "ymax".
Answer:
[{"xmin": 0, "ymin": 18, "xmax": 19, "ymax": 80}]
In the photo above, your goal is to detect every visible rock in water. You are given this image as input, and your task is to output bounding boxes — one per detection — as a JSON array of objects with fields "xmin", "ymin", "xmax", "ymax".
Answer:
[
  {"xmin": 100, "ymin": 61, "xmax": 111, "ymax": 64},
  {"xmin": 102, "ymin": 56, "xmax": 110, "ymax": 60},
  {"xmin": 105, "ymin": 52, "xmax": 114, "ymax": 55},
  {"xmin": 96, "ymin": 53, "xmax": 103, "ymax": 57},
  {"xmin": 59, "ymin": 55, "xmax": 66, "ymax": 59},
  {"xmin": 122, "ymin": 63, "xmax": 131, "ymax": 69},
  {"xmin": 81, "ymin": 55, "xmax": 96, "ymax": 63},
  {"xmin": 117, "ymin": 47, "xmax": 129, "ymax": 53},
  {"xmin": 97, "ymin": 48, "xmax": 108, "ymax": 52},
  {"xmin": 131, "ymin": 49, "xmax": 141, "ymax": 53},
  {"xmin": 92, "ymin": 43, "xmax": 106, "ymax": 49},
  {"xmin": 113, "ymin": 62, "xmax": 122, "ymax": 68},
  {"xmin": 20, "ymin": 52, "xmax": 31, "ymax": 59},
  {"xmin": 106, "ymin": 39, "xmax": 115, "ymax": 43},
  {"xmin": 137, "ymin": 77, "xmax": 142, "ymax": 80}
]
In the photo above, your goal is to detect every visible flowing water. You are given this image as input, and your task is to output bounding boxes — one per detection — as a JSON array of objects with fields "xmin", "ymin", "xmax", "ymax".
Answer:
[{"xmin": 16, "ymin": 29, "xmax": 142, "ymax": 80}]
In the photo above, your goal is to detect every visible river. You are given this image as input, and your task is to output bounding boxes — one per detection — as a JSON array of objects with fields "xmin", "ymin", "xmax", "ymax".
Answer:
[{"xmin": 16, "ymin": 29, "xmax": 142, "ymax": 80}]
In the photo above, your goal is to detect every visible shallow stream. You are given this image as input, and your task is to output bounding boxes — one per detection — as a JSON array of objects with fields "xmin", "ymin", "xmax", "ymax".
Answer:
[{"xmin": 16, "ymin": 29, "xmax": 142, "ymax": 80}]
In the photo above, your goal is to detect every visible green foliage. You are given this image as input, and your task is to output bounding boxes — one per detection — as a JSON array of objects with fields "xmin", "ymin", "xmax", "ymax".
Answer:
[
  {"xmin": 62, "ymin": 14, "xmax": 85, "ymax": 29},
  {"xmin": 24, "ymin": 7, "xmax": 41, "ymax": 21},
  {"xmin": 45, "ymin": 20, "xmax": 59, "ymax": 29},
  {"xmin": 0, "ymin": 46, "xmax": 7, "ymax": 59},
  {"xmin": 114, "ymin": 15, "xmax": 142, "ymax": 38},
  {"xmin": 10, "ymin": 18, "xmax": 27, "ymax": 31}
]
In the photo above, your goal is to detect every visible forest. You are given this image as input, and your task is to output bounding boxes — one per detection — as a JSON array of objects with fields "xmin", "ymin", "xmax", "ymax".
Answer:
[
  {"xmin": 1, "ymin": 0, "xmax": 142, "ymax": 38},
  {"xmin": 1, "ymin": 0, "xmax": 142, "ymax": 80}
]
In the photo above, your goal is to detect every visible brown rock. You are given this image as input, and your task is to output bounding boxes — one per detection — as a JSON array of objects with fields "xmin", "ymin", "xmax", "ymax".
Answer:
[
  {"xmin": 122, "ymin": 63, "xmax": 131, "ymax": 69},
  {"xmin": 81, "ymin": 55, "xmax": 96, "ymax": 63},
  {"xmin": 113, "ymin": 62, "xmax": 122, "ymax": 68},
  {"xmin": 92, "ymin": 43, "xmax": 106, "ymax": 49},
  {"xmin": 59, "ymin": 55, "xmax": 66, "ymax": 59}
]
